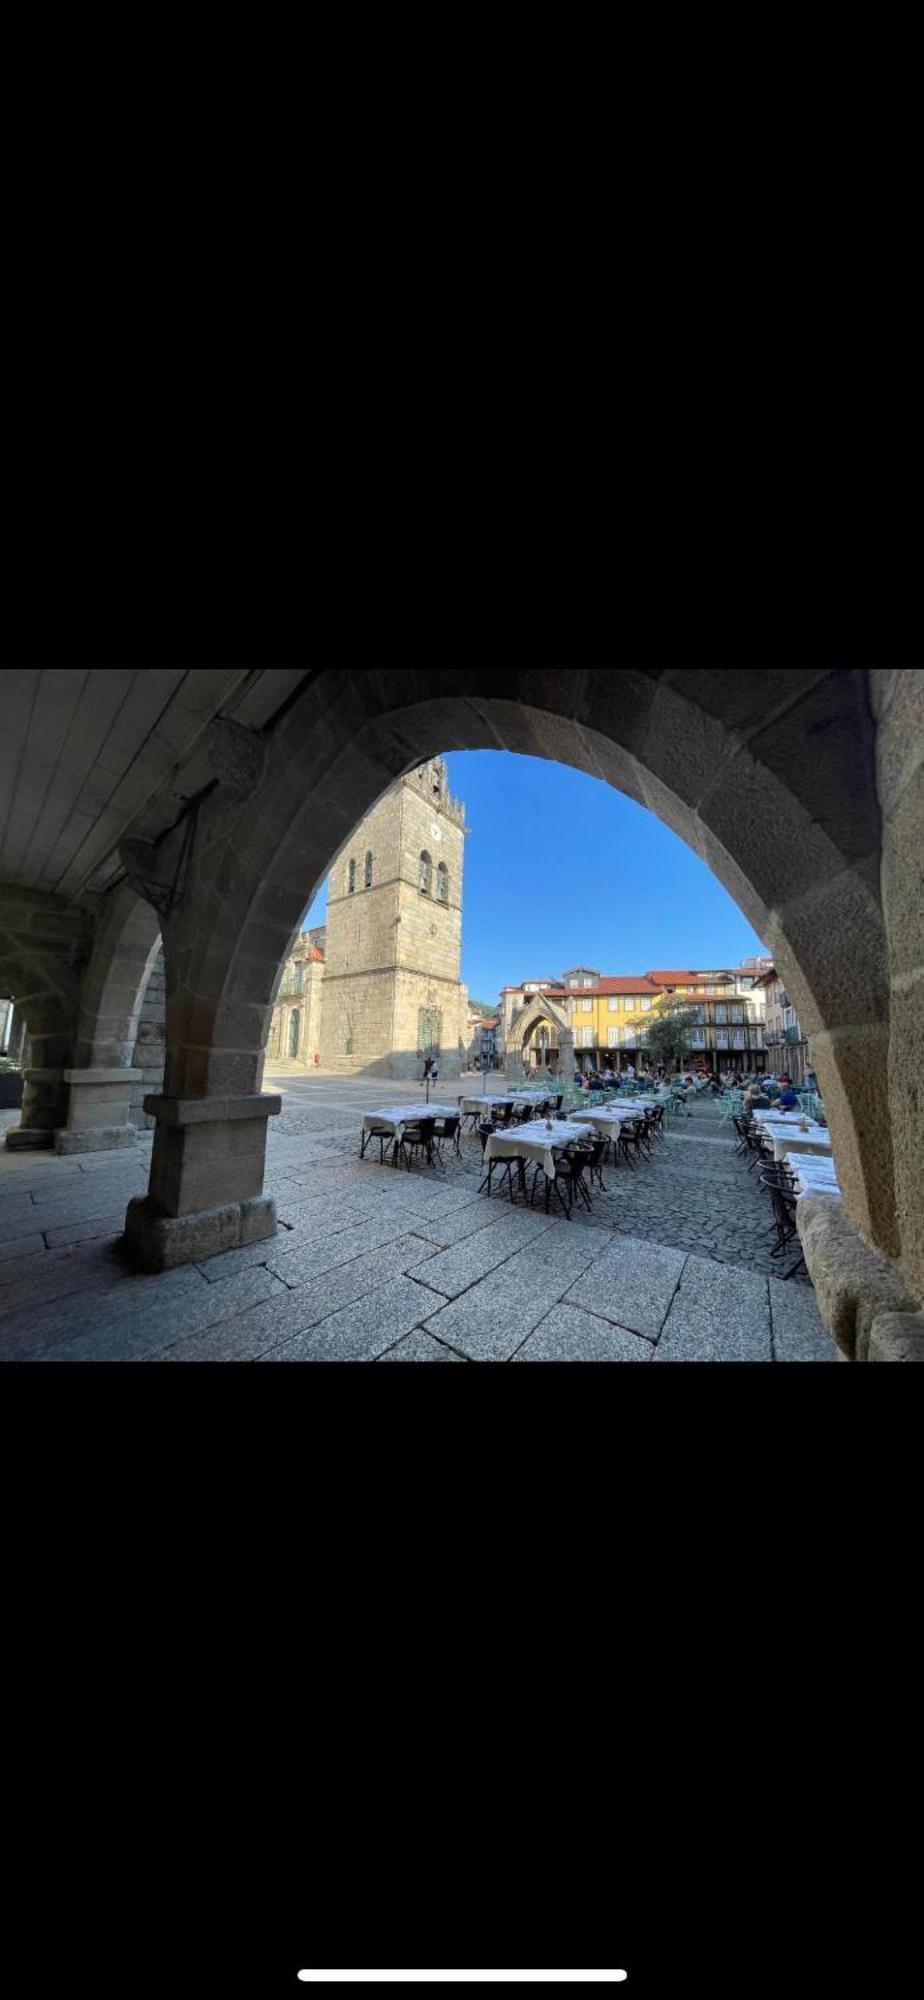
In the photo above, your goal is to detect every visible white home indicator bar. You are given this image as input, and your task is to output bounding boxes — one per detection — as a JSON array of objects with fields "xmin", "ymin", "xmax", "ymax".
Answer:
[{"xmin": 297, "ymin": 1977, "xmax": 628, "ymax": 1986}]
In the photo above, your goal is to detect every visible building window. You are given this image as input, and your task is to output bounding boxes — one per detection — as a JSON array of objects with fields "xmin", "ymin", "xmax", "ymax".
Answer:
[
  {"xmin": 419, "ymin": 851, "xmax": 432, "ymax": 894},
  {"xmin": 608, "ymin": 1027, "xmax": 619, "ymax": 1047},
  {"xmin": 640, "ymin": 997, "xmax": 652, "ymax": 1012},
  {"xmin": 437, "ymin": 862, "xmax": 449, "ymax": 902},
  {"xmin": 578, "ymin": 1028, "xmax": 594, "ymax": 1047},
  {"xmin": 348, "ymin": 858, "xmax": 356, "ymax": 894},
  {"xmin": 625, "ymin": 997, "xmax": 635, "ymax": 1012},
  {"xmin": 715, "ymin": 1005, "xmax": 728, "ymax": 1025},
  {"xmin": 581, "ymin": 998, "xmax": 593, "ymax": 1012},
  {"xmin": 731, "ymin": 1005, "xmax": 743, "ymax": 1024},
  {"xmin": 365, "ymin": 851, "xmax": 373, "ymax": 888},
  {"xmin": 583, "ymin": 978, "xmax": 593, "ymax": 989},
  {"xmin": 608, "ymin": 996, "xmax": 620, "ymax": 1012},
  {"xmin": 288, "ymin": 1010, "xmax": 301, "ymax": 1059},
  {"xmin": 570, "ymin": 979, "xmax": 579, "ymax": 989}
]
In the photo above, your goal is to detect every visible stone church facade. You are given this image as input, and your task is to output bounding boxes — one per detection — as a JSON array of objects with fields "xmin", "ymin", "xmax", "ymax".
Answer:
[{"xmin": 269, "ymin": 757, "xmax": 469, "ymax": 1080}]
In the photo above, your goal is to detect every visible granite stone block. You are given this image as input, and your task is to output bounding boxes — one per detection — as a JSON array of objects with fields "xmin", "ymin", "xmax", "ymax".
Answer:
[
  {"xmin": 257, "ymin": 1273, "xmax": 439, "ymax": 1363},
  {"xmin": 512, "ymin": 1304, "xmax": 655, "ymax": 1362},
  {"xmin": 162, "ymin": 1236, "xmax": 442, "ymax": 1362},
  {"xmin": 377, "ymin": 1329, "xmax": 467, "ymax": 1362},
  {"xmin": 42, "ymin": 1264, "xmax": 287, "ymax": 1362},
  {"xmin": 563, "ymin": 1234, "xmax": 687, "ymax": 1339},
  {"xmin": 768, "ymin": 1277, "xmax": 836, "ymax": 1362}
]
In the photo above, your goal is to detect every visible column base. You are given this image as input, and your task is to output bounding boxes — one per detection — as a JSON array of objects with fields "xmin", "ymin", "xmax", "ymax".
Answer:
[
  {"xmin": 5, "ymin": 1127, "xmax": 55, "ymax": 1151},
  {"xmin": 123, "ymin": 1192, "xmax": 277, "ymax": 1271},
  {"xmin": 54, "ymin": 1124, "xmax": 138, "ymax": 1155}
]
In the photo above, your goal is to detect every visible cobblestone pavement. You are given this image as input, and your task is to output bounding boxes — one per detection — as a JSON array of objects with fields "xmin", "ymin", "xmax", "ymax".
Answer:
[{"xmin": 0, "ymin": 1076, "xmax": 835, "ymax": 1362}]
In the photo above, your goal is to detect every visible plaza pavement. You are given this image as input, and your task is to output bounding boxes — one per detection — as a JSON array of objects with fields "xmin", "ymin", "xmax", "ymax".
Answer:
[{"xmin": 0, "ymin": 1069, "xmax": 835, "ymax": 1363}]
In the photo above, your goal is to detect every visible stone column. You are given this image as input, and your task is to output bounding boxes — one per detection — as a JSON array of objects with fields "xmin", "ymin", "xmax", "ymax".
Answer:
[
  {"xmin": 54, "ymin": 1067, "xmax": 144, "ymax": 1154},
  {"xmin": 124, "ymin": 1090, "xmax": 281, "ymax": 1269},
  {"xmin": 5, "ymin": 1068, "xmax": 68, "ymax": 1149}
]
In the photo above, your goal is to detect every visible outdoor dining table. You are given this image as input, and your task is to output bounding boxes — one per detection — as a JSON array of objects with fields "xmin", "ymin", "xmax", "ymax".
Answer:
[
  {"xmin": 362, "ymin": 1104, "xmax": 458, "ymax": 1166},
  {"xmin": 482, "ymin": 1117, "xmax": 591, "ymax": 1187},
  {"xmin": 754, "ymin": 1112, "xmax": 832, "ymax": 1162},
  {"xmin": 571, "ymin": 1104, "xmax": 656, "ymax": 1133},
  {"xmin": 788, "ymin": 1152, "xmax": 842, "ymax": 1200}
]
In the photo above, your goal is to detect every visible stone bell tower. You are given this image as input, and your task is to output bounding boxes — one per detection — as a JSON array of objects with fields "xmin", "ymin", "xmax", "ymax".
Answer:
[{"xmin": 317, "ymin": 756, "xmax": 467, "ymax": 1078}]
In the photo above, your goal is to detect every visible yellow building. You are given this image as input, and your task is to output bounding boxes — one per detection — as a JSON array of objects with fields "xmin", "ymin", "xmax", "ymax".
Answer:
[{"xmin": 503, "ymin": 962, "xmax": 769, "ymax": 1073}]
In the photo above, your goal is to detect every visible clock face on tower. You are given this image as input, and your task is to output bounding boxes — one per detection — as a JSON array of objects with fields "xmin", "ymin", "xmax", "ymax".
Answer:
[{"xmin": 429, "ymin": 821, "xmax": 443, "ymax": 842}]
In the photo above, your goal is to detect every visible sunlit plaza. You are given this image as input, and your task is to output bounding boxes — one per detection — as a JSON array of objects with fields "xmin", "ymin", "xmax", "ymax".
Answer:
[{"xmin": 2, "ymin": 667, "xmax": 922, "ymax": 1363}]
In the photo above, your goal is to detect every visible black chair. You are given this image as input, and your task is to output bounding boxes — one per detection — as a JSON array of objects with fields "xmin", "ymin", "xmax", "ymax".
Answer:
[
  {"xmin": 432, "ymin": 1112, "xmax": 461, "ymax": 1162},
  {"xmin": 360, "ymin": 1120, "xmax": 395, "ymax": 1164},
  {"xmin": 616, "ymin": 1119, "xmax": 640, "ymax": 1169},
  {"xmin": 760, "ymin": 1175, "xmax": 807, "ymax": 1278},
  {"xmin": 393, "ymin": 1117, "xmax": 437, "ymax": 1172},
  {"xmin": 480, "ymin": 1147, "xmax": 527, "ymax": 1201},
  {"xmin": 648, "ymin": 1103, "xmax": 666, "ymax": 1143},
  {"xmin": 583, "ymin": 1137, "xmax": 608, "ymax": 1191},
  {"xmin": 529, "ymin": 1145, "xmax": 584, "ymax": 1218},
  {"xmin": 732, "ymin": 1114, "xmax": 751, "ymax": 1156}
]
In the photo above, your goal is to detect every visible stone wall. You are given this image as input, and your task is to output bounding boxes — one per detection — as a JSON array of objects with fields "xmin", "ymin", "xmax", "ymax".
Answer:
[
  {"xmin": 871, "ymin": 669, "xmax": 924, "ymax": 1305},
  {"xmin": 130, "ymin": 947, "xmax": 166, "ymax": 1128}
]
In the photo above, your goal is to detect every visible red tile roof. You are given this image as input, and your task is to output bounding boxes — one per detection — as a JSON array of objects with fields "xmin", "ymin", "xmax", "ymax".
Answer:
[
  {"xmin": 596, "ymin": 976, "xmax": 662, "ymax": 995},
  {"xmin": 644, "ymin": 969, "xmax": 700, "ymax": 985}
]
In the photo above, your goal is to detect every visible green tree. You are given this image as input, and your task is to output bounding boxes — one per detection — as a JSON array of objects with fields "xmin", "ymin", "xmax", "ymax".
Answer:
[{"xmin": 640, "ymin": 1000, "xmax": 703, "ymax": 1071}]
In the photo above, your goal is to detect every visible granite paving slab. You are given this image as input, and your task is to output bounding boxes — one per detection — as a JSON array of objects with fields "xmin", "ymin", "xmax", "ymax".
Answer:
[
  {"xmin": 158, "ymin": 1234, "xmax": 443, "ymax": 1361},
  {"xmin": 40, "ymin": 1265, "xmax": 289, "ymax": 1363},
  {"xmin": 0, "ymin": 1233, "xmax": 48, "ymax": 1265},
  {"xmin": 768, "ymin": 1277, "xmax": 837, "ymax": 1362},
  {"xmin": 376, "ymin": 1329, "xmax": 468, "ymax": 1362},
  {"xmin": 407, "ymin": 1205, "xmax": 556, "ymax": 1302},
  {"xmin": 258, "ymin": 1273, "xmax": 440, "ymax": 1363},
  {"xmin": 562, "ymin": 1235, "xmax": 687, "ymax": 1340},
  {"xmin": 512, "ymin": 1303, "xmax": 655, "ymax": 1362},
  {"xmin": 0, "ymin": 1263, "xmax": 208, "ymax": 1362},
  {"xmin": 422, "ymin": 1222, "xmax": 611, "ymax": 1362},
  {"xmin": 654, "ymin": 1254, "xmax": 771, "ymax": 1361},
  {"xmin": 265, "ymin": 1208, "xmax": 439, "ymax": 1290}
]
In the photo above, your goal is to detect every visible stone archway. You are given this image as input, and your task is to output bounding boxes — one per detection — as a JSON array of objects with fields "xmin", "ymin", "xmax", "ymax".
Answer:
[
  {"xmin": 509, "ymin": 994, "xmax": 573, "ymax": 1079},
  {"xmin": 121, "ymin": 667, "xmax": 911, "ymax": 1350}
]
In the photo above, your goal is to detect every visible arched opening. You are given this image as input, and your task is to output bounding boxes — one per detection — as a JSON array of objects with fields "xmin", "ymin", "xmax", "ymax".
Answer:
[
  {"xmin": 365, "ymin": 851, "xmax": 373, "ymax": 888},
  {"xmin": 419, "ymin": 851, "xmax": 432, "ymax": 895},
  {"xmin": 131, "ymin": 669, "xmax": 904, "ymax": 1350},
  {"xmin": 348, "ymin": 859, "xmax": 356, "ymax": 894},
  {"xmin": 437, "ymin": 861, "xmax": 449, "ymax": 902}
]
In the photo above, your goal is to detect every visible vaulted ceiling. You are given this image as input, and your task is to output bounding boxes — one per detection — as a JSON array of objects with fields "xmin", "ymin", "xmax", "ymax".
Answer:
[{"xmin": 0, "ymin": 668, "xmax": 310, "ymax": 903}]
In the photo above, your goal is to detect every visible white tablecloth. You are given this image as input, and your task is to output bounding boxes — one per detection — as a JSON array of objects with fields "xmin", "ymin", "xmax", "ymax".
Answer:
[
  {"xmin": 459, "ymin": 1092, "xmax": 558, "ymax": 1115},
  {"xmin": 363, "ymin": 1104, "xmax": 457, "ymax": 1140},
  {"xmin": 771, "ymin": 1129, "xmax": 832, "ymax": 1162},
  {"xmin": 483, "ymin": 1118, "xmax": 590, "ymax": 1182},
  {"xmin": 571, "ymin": 1106, "xmax": 652, "ymax": 1133},
  {"xmin": 788, "ymin": 1153, "xmax": 842, "ymax": 1200}
]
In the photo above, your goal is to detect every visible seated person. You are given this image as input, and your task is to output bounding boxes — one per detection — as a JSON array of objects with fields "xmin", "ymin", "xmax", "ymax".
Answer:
[
  {"xmin": 743, "ymin": 1080, "xmax": 771, "ymax": 1111},
  {"xmin": 777, "ymin": 1080, "xmax": 800, "ymax": 1110}
]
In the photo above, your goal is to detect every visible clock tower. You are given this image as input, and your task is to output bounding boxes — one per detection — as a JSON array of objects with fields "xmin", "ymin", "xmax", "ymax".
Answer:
[{"xmin": 317, "ymin": 756, "xmax": 467, "ymax": 1078}]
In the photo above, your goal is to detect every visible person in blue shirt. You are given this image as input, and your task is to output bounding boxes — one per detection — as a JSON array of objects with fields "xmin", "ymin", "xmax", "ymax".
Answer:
[{"xmin": 777, "ymin": 1078, "xmax": 799, "ymax": 1110}]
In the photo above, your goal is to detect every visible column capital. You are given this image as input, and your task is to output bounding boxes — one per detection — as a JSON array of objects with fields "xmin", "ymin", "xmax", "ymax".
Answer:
[{"xmin": 142, "ymin": 1092, "xmax": 282, "ymax": 1126}]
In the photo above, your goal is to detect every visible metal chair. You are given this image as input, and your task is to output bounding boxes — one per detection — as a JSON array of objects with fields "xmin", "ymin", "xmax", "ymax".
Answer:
[{"xmin": 360, "ymin": 1121, "xmax": 395, "ymax": 1164}]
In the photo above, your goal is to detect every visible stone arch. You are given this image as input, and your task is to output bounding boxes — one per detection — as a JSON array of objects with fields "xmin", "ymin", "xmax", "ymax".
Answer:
[
  {"xmin": 134, "ymin": 668, "xmax": 898, "ymax": 1295},
  {"xmin": 510, "ymin": 994, "xmax": 573, "ymax": 1076},
  {"xmin": 437, "ymin": 860, "xmax": 449, "ymax": 902},
  {"xmin": 419, "ymin": 850, "xmax": 432, "ymax": 894},
  {"xmin": 364, "ymin": 850, "xmax": 373, "ymax": 888},
  {"xmin": 0, "ymin": 885, "xmax": 90, "ymax": 1141},
  {"xmin": 73, "ymin": 883, "xmax": 162, "ymax": 1069}
]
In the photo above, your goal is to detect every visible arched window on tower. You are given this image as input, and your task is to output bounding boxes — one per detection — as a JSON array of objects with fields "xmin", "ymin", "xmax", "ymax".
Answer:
[
  {"xmin": 365, "ymin": 851, "xmax": 373, "ymax": 889},
  {"xmin": 348, "ymin": 858, "xmax": 356, "ymax": 894},
  {"xmin": 437, "ymin": 861, "xmax": 449, "ymax": 903},
  {"xmin": 419, "ymin": 851, "xmax": 432, "ymax": 894}
]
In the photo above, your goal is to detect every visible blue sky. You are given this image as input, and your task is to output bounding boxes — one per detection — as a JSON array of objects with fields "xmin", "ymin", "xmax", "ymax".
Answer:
[{"xmin": 301, "ymin": 751, "xmax": 767, "ymax": 1006}]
